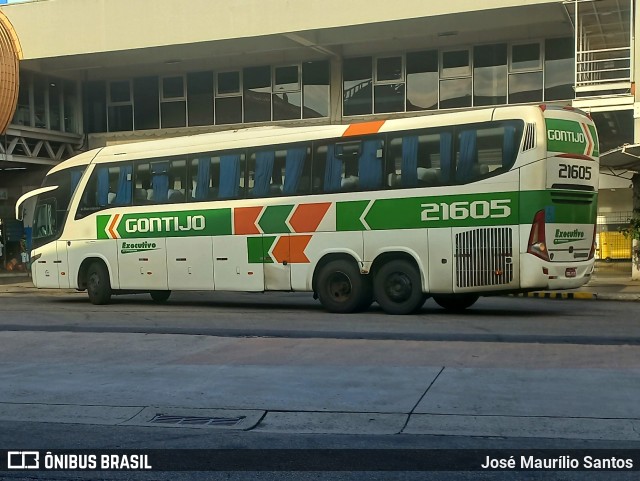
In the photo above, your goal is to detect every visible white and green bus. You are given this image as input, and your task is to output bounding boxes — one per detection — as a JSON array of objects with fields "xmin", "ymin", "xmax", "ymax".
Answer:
[{"xmin": 17, "ymin": 104, "xmax": 599, "ymax": 314}]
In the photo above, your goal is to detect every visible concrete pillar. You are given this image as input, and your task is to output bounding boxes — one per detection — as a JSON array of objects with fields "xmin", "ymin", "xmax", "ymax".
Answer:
[{"xmin": 329, "ymin": 54, "xmax": 343, "ymax": 125}]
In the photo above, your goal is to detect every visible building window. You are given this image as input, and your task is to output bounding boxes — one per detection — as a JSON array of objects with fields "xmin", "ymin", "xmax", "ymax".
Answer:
[
  {"xmin": 187, "ymin": 71, "xmax": 214, "ymax": 126},
  {"xmin": 215, "ymin": 71, "xmax": 242, "ymax": 125},
  {"xmin": 545, "ymin": 37, "xmax": 574, "ymax": 101},
  {"xmin": 509, "ymin": 42, "xmax": 543, "ymax": 103},
  {"xmin": 33, "ymin": 76, "xmax": 47, "ymax": 129},
  {"xmin": 406, "ymin": 50, "xmax": 438, "ymax": 111},
  {"xmin": 374, "ymin": 56, "xmax": 405, "ymax": 113},
  {"xmin": 107, "ymin": 80, "xmax": 133, "ymax": 132},
  {"xmin": 273, "ymin": 65, "xmax": 301, "ymax": 121},
  {"xmin": 13, "ymin": 74, "xmax": 31, "ymax": 127},
  {"xmin": 473, "ymin": 43, "xmax": 507, "ymax": 106},
  {"xmin": 243, "ymin": 66, "xmax": 271, "ymax": 123},
  {"xmin": 85, "ymin": 81, "xmax": 107, "ymax": 133},
  {"xmin": 49, "ymin": 81, "xmax": 62, "ymax": 131},
  {"xmin": 160, "ymin": 76, "xmax": 186, "ymax": 128},
  {"xmin": 302, "ymin": 60, "xmax": 329, "ymax": 118},
  {"xmin": 440, "ymin": 49, "xmax": 471, "ymax": 109},
  {"xmin": 134, "ymin": 76, "xmax": 159, "ymax": 131},
  {"xmin": 343, "ymin": 57, "xmax": 373, "ymax": 116},
  {"xmin": 63, "ymin": 80, "xmax": 78, "ymax": 133}
]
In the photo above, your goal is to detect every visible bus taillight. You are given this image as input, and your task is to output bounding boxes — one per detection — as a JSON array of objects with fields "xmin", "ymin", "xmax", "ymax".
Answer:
[{"xmin": 527, "ymin": 210, "xmax": 550, "ymax": 261}]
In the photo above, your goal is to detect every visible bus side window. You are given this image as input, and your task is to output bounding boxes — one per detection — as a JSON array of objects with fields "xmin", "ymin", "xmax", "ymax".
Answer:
[
  {"xmin": 167, "ymin": 159, "xmax": 187, "ymax": 203},
  {"xmin": 454, "ymin": 122, "xmax": 522, "ymax": 184},
  {"xmin": 76, "ymin": 164, "xmax": 131, "ymax": 219},
  {"xmin": 313, "ymin": 138, "xmax": 383, "ymax": 194},
  {"xmin": 248, "ymin": 144, "xmax": 311, "ymax": 198},
  {"xmin": 387, "ymin": 130, "xmax": 449, "ymax": 189},
  {"xmin": 211, "ymin": 151, "xmax": 245, "ymax": 200}
]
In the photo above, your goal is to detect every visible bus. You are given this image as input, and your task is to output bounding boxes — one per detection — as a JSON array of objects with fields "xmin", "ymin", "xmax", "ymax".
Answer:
[{"xmin": 16, "ymin": 104, "xmax": 599, "ymax": 314}]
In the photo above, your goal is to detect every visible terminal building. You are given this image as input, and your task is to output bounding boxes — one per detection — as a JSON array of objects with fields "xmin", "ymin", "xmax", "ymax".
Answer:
[{"xmin": 0, "ymin": 0, "xmax": 638, "ymax": 263}]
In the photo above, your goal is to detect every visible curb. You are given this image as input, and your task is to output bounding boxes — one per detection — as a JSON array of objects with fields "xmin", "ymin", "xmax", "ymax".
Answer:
[{"xmin": 512, "ymin": 292, "xmax": 597, "ymax": 300}]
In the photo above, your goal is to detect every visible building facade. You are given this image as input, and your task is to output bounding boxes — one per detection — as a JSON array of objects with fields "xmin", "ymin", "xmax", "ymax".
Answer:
[{"xmin": 0, "ymin": 0, "xmax": 637, "ymax": 259}]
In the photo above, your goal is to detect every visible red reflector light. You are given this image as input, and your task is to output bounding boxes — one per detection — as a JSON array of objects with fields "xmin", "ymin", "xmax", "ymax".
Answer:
[
  {"xmin": 527, "ymin": 210, "xmax": 550, "ymax": 261},
  {"xmin": 566, "ymin": 268, "xmax": 577, "ymax": 278}
]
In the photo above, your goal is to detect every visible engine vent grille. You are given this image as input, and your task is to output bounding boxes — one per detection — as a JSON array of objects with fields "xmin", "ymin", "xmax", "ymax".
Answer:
[
  {"xmin": 522, "ymin": 123, "xmax": 536, "ymax": 151},
  {"xmin": 455, "ymin": 227, "xmax": 514, "ymax": 288}
]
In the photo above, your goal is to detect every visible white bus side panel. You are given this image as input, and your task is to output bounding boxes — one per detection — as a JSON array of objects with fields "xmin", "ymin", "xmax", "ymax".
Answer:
[
  {"xmin": 66, "ymin": 240, "xmax": 119, "ymax": 290},
  {"xmin": 166, "ymin": 237, "xmax": 214, "ymax": 291},
  {"xmin": 363, "ymin": 229, "xmax": 429, "ymax": 292},
  {"xmin": 214, "ymin": 236, "xmax": 264, "ymax": 291},
  {"xmin": 293, "ymin": 232, "xmax": 364, "ymax": 292},
  {"xmin": 117, "ymin": 238, "xmax": 168, "ymax": 291},
  {"xmin": 32, "ymin": 242, "xmax": 60, "ymax": 289},
  {"xmin": 427, "ymin": 228, "xmax": 453, "ymax": 293}
]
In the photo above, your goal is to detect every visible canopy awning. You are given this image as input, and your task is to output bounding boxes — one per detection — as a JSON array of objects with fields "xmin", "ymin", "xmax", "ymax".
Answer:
[{"xmin": 600, "ymin": 144, "xmax": 640, "ymax": 172}]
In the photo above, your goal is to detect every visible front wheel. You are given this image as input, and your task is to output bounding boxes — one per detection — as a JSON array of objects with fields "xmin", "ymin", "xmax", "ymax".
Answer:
[
  {"xmin": 374, "ymin": 259, "xmax": 425, "ymax": 315},
  {"xmin": 150, "ymin": 290, "xmax": 171, "ymax": 303},
  {"xmin": 433, "ymin": 294, "xmax": 479, "ymax": 311},
  {"xmin": 316, "ymin": 259, "xmax": 372, "ymax": 313},
  {"xmin": 86, "ymin": 262, "xmax": 112, "ymax": 305}
]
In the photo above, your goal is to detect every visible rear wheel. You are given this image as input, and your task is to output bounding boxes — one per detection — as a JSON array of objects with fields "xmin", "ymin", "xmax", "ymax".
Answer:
[
  {"xmin": 86, "ymin": 262, "xmax": 112, "ymax": 305},
  {"xmin": 316, "ymin": 259, "xmax": 372, "ymax": 313},
  {"xmin": 433, "ymin": 294, "xmax": 479, "ymax": 311},
  {"xmin": 374, "ymin": 259, "xmax": 425, "ymax": 315},
  {"xmin": 150, "ymin": 290, "xmax": 171, "ymax": 303}
]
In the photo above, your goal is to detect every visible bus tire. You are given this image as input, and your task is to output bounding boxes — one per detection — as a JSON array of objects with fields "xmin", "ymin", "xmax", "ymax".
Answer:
[
  {"xmin": 150, "ymin": 290, "xmax": 171, "ymax": 303},
  {"xmin": 374, "ymin": 259, "xmax": 425, "ymax": 315},
  {"xmin": 87, "ymin": 261, "xmax": 112, "ymax": 305},
  {"xmin": 433, "ymin": 294, "xmax": 479, "ymax": 311},
  {"xmin": 316, "ymin": 259, "xmax": 372, "ymax": 313}
]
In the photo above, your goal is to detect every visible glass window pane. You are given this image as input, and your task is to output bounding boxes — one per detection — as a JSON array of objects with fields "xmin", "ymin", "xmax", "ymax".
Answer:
[
  {"xmin": 34, "ymin": 76, "xmax": 46, "ymax": 129},
  {"xmin": 13, "ymin": 75, "xmax": 30, "ymax": 126},
  {"xmin": 161, "ymin": 101, "xmax": 186, "ymax": 128},
  {"xmin": 442, "ymin": 50, "xmax": 470, "ymax": 78},
  {"xmin": 273, "ymin": 92, "xmax": 301, "ymax": 120},
  {"xmin": 215, "ymin": 96, "xmax": 242, "ymax": 125},
  {"xmin": 187, "ymin": 71, "xmax": 214, "ymax": 126},
  {"xmin": 217, "ymin": 71, "xmax": 240, "ymax": 95},
  {"xmin": 376, "ymin": 56, "xmax": 402, "ymax": 82},
  {"xmin": 110, "ymin": 81, "xmax": 130, "ymax": 103},
  {"xmin": 49, "ymin": 81, "xmax": 61, "ymax": 131},
  {"xmin": 274, "ymin": 66, "xmax": 299, "ymax": 92},
  {"xmin": 108, "ymin": 105, "xmax": 133, "ymax": 132},
  {"xmin": 406, "ymin": 50, "xmax": 438, "ymax": 111},
  {"xmin": 133, "ymin": 76, "xmax": 159, "ymax": 130},
  {"xmin": 243, "ymin": 66, "xmax": 271, "ymax": 123},
  {"xmin": 509, "ymin": 72, "xmax": 543, "ymax": 103},
  {"xmin": 545, "ymin": 38, "xmax": 574, "ymax": 101},
  {"xmin": 63, "ymin": 80, "xmax": 78, "ymax": 133},
  {"xmin": 374, "ymin": 84, "xmax": 405, "ymax": 113},
  {"xmin": 440, "ymin": 78, "xmax": 472, "ymax": 109},
  {"xmin": 343, "ymin": 57, "xmax": 372, "ymax": 116},
  {"xmin": 85, "ymin": 81, "xmax": 107, "ymax": 133},
  {"xmin": 302, "ymin": 60, "xmax": 329, "ymax": 118},
  {"xmin": 473, "ymin": 44, "xmax": 507, "ymax": 106},
  {"xmin": 162, "ymin": 76, "xmax": 184, "ymax": 99},
  {"xmin": 511, "ymin": 43, "xmax": 541, "ymax": 71}
]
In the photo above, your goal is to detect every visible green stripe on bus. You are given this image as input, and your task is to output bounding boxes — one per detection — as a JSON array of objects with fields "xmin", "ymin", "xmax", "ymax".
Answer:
[
  {"xmin": 519, "ymin": 190, "xmax": 597, "ymax": 224},
  {"xmin": 336, "ymin": 200, "xmax": 369, "ymax": 231},
  {"xmin": 545, "ymin": 118, "xmax": 592, "ymax": 156},
  {"xmin": 247, "ymin": 236, "xmax": 275, "ymax": 264},
  {"xmin": 97, "ymin": 208, "xmax": 232, "ymax": 239},
  {"xmin": 259, "ymin": 205, "xmax": 295, "ymax": 234}
]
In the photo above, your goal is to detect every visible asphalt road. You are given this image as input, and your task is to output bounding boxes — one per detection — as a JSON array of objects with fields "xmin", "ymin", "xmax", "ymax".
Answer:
[{"xmin": 0, "ymin": 289, "xmax": 639, "ymax": 480}]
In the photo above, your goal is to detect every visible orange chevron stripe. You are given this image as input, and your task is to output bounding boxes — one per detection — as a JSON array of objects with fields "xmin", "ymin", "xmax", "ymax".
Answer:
[
  {"xmin": 289, "ymin": 202, "xmax": 330, "ymax": 233},
  {"xmin": 342, "ymin": 120, "xmax": 385, "ymax": 137},
  {"xmin": 289, "ymin": 235, "xmax": 312, "ymax": 264},
  {"xmin": 581, "ymin": 122, "xmax": 593, "ymax": 156},
  {"xmin": 108, "ymin": 214, "xmax": 120, "ymax": 239},
  {"xmin": 234, "ymin": 206, "xmax": 262, "ymax": 235},
  {"xmin": 271, "ymin": 236, "xmax": 289, "ymax": 264}
]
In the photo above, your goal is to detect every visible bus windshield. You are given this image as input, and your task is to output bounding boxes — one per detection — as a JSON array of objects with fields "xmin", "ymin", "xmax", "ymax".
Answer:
[{"xmin": 31, "ymin": 166, "xmax": 85, "ymax": 248}]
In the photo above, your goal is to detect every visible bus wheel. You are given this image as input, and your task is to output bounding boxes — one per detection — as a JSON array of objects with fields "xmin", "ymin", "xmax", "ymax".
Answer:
[
  {"xmin": 374, "ymin": 260, "xmax": 425, "ymax": 315},
  {"xmin": 317, "ymin": 259, "xmax": 372, "ymax": 313},
  {"xmin": 433, "ymin": 294, "xmax": 479, "ymax": 311},
  {"xmin": 87, "ymin": 262, "xmax": 112, "ymax": 305},
  {"xmin": 150, "ymin": 290, "xmax": 171, "ymax": 303}
]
